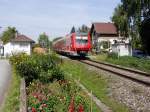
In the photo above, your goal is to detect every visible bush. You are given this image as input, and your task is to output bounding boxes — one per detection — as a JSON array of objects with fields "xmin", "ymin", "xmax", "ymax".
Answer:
[
  {"xmin": 107, "ymin": 52, "xmax": 118, "ymax": 59},
  {"xmin": 9, "ymin": 53, "xmax": 29, "ymax": 66},
  {"xmin": 51, "ymin": 67, "xmax": 64, "ymax": 81},
  {"xmin": 16, "ymin": 60, "xmax": 39, "ymax": 85},
  {"xmin": 10, "ymin": 53, "xmax": 64, "ymax": 85}
]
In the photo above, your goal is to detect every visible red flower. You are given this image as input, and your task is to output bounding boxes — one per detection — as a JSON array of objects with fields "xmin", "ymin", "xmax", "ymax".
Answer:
[
  {"xmin": 78, "ymin": 104, "xmax": 84, "ymax": 112},
  {"xmin": 68, "ymin": 97, "xmax": 74, "ymax": 112},
  {"xmin": 32, "ymin": 107, "xmax": 37, "ymax": 112}
]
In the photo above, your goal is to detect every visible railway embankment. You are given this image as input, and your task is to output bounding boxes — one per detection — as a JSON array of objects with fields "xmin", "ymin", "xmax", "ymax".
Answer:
[
  {"xmin": 80, "ymin": 59, "xmax": 150, "ymax": 86},
  {"xmin": 62, "ymin": 59, "xmax": 129, "ymax": 112},
  {"xmin": 63, "ymin": 58, "xmax": 150, "ymax": 112},
  {"xmin": 90, "ymin": 53, "xmax": 150, "ymax": 73}
]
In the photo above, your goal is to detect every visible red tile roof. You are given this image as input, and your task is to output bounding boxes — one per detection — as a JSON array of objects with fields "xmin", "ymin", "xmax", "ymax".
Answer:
[
  {"xmin": 11, "ymin": 34, "xmax": 35, "ymax": 43},
  {"xmin": 92, "ymin": 22, "xmax": 117, "ymax": 34}
]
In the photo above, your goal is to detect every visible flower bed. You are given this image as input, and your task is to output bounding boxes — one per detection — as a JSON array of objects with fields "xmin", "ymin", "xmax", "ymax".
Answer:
[
  {"xmin": 27, "ymin": 80, "xmax": 90, "ymax": 112},
  {"xmin": 9, "ymin": 53, "xmax": 99, "ymax": 112}
]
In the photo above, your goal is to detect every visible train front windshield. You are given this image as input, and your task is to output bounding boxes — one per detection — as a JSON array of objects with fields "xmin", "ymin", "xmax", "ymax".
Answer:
[
  {"xmin": 75, "ymin": 33, "xmax": 88, "ymax": 45},
  {"xmin": 76, "ymin": 39, "xmax": 88, "ymax": 44}
]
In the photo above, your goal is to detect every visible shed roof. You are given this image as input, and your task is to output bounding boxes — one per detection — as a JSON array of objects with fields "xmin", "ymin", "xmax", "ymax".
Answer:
[{"xmin": 92, "ymin": 22, "xmax": 117, "ymax": 34}]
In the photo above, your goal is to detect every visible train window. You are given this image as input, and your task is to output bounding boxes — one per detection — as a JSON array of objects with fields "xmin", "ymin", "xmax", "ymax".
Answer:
[{"xmin": 76, "ymin": 39, "xmax": 88, "ymax": 44}]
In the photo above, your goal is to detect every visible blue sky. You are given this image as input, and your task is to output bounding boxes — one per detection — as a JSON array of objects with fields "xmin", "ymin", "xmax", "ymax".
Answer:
[{"xmin": 0, "ymin": 0, "xmax": 120, "ymax": 41}]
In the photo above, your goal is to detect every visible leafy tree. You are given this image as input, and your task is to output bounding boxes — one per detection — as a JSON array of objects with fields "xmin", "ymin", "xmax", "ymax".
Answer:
[
  {"xmin": 112, "ymin": 0, "xmax": 150, "ymax": 50},
  {"xmin": 1, "ymin": 27, "xmax": 18, "ymax": 44},
  {"xmin": 140, "ymin": 18, "xmax": 150, "ymax": 54},
  {"xmin": 112, "ymin": 4, "xmax": 129, "ymax": 37},
  {"xmin": 38, "ymin": 32, "xmax": 49, "ymax": 48}
]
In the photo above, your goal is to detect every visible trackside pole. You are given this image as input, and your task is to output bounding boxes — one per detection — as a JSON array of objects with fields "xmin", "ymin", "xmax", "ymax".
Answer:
[{"xmin": 91, "ymin": 90, "xmax": 92, "ymax": 112}]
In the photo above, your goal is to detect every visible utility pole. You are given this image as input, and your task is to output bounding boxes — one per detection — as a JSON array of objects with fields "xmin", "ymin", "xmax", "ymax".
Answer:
[{"xmin": 0, "ymin": 26, "xmax": 3, "ymax": 57}]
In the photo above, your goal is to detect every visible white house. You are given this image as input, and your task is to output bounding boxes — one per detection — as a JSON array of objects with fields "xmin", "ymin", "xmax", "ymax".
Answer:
[
  {"xmin": 3, "ymin": 34, "xmax": 35, "ymax": 56},
  {"xmin": 90, "ymin": 22, "xmax": 119, "ymax": 53},
  {"xmin": 111, "ymin": 39, "xmax": 132, "ymax": 56}
]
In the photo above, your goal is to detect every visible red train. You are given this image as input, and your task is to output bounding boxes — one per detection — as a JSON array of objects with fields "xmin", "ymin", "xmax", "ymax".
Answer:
[{"xmin": 52, "ymin": 32, "xmax": 91, "ymax": 56}]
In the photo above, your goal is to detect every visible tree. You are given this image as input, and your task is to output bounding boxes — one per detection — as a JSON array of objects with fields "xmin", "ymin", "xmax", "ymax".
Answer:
[
  {"xmin": 112, "ymin": 0, "xmax": 150, "ymax": 49},
  {"xmin": 1, "ymin": 27, "xmax": 18, "ymax": 44},
  {"xmin": 112, "ymin": 4, "xmax": 129, "ymax": 37},
  {"xmin": 38, "ymin": 32, "xmax": 49, "ymax": 48},
  {"xmin": 77, "ymin": 24, "xmax": 89, "ymax": 33},
  {"xmin": 140, "ymin": 18, "xmax": 150, "ymax": 54},
  {"xmin": 70, "ymin": 26, "xmax": 76, "ymax": 33}
]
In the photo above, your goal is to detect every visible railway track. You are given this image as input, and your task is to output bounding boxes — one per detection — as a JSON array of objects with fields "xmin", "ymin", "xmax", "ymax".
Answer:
[{"xmin": 79, "ymin": 59, "xmax": 150, "ymax": 86}]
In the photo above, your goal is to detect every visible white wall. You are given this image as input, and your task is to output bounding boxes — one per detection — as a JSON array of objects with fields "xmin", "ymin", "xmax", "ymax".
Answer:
[
  {"xmin": 112, "ymin": 43, "xmax": 132, "ymax": 56},
  {"xmin": 4, "ymin": 42, "xmax": 31, "ymax": 56},
  {"xmin": 97, "ymin": 38, "xmax": 119, "ymax": 51}
]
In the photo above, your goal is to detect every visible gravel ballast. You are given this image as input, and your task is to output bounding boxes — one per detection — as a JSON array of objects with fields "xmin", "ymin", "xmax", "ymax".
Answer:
[{"xmin": 86, "ymin": 64, "xmax": 150, "ymax": 112}]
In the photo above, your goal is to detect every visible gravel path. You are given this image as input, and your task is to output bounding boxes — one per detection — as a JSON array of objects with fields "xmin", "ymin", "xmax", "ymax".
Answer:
[{"xmin": 0, "ymin": 60, "xmax": 11, "ymax": 106}]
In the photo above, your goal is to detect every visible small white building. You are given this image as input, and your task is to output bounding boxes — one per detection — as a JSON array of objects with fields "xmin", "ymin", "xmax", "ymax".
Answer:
[
  {"xmin": 3, "ymin": 34, "xmax": 35, "ymax": 56},
  {"xmin": 111, "ymin": 39, "xmax": 132, "ymax": 56}
]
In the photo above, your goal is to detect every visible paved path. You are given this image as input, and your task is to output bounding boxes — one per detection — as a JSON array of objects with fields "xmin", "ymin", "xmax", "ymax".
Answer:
[{"xmin": 0, "ymin": 60, "xmax": 11, "ymax": 106}]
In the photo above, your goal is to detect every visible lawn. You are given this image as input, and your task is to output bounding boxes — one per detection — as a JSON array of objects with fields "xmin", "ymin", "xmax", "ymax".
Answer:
[{"xmin": 62, "ymin": 59, "xmax": 129, "ymax": 112}]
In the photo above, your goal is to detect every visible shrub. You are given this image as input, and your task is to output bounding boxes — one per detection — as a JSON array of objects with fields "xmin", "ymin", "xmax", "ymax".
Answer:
[
  {"xmin": 9, "ymin": 53, "xmax": 29, "ymax": 66},
  {"xmin": 35, "ymin": 54, "xmax": 56, "ymax": 71},
  {"xmin": 16, "ymin": 59, "xmax": 39, "ymax": 85},
  {"xmin": 51, "ymin": 67, "xmax": 64, "ymax": 81},
  {"xmin": 107, "ymin": 52, "xmax": 118, "ymax": 59},
  {"xmin": 10, "ymin": 53, "xmax": 64, "ymax": 85}
]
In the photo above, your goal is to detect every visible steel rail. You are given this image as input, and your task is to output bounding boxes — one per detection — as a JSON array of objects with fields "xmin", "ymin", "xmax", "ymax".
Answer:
[
  {"xmin": 79, "ymin": 59, "xmax": 150, "ymax": 86},
  {"xmin": 88, "ymin": 59, "xmax": 150, "ymax": 77}
]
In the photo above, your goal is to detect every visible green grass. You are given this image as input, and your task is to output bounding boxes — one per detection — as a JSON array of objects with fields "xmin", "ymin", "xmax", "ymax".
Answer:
[
  {"xmin": 93, "ymin": 53, "xmax": 150, "ymax": 73},
  {"xmin": 65, "ymin": 72, "xmax": 102, "ymax": 112},
  {"xmin": 1, "ymin": 67, "xmax": 21, "ymax": 112},
  {"xmin": 62, "ymin": 60, "xmax": 129, "ymax": 112}
]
